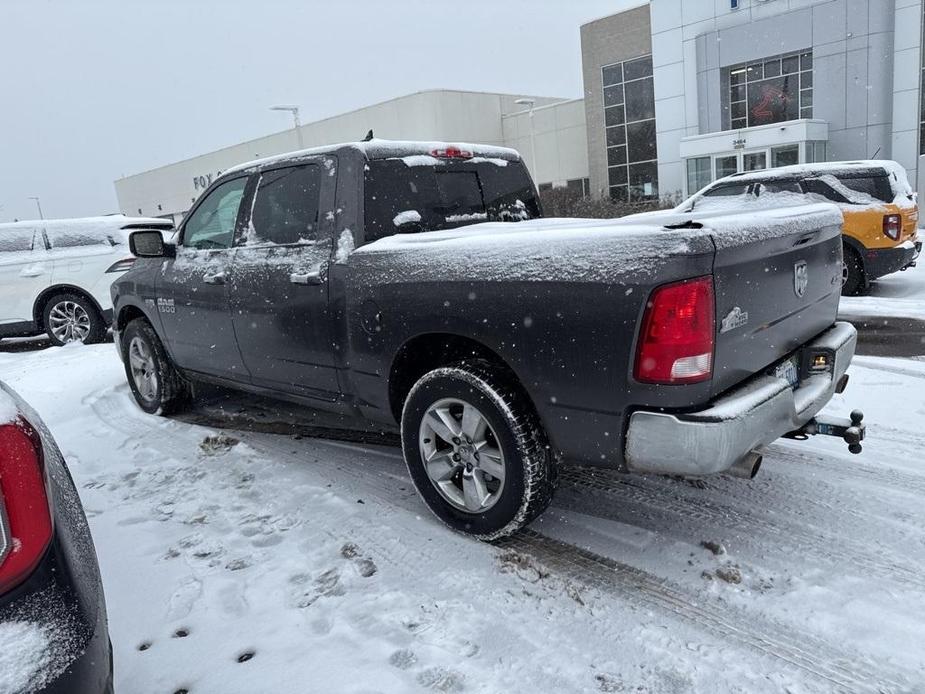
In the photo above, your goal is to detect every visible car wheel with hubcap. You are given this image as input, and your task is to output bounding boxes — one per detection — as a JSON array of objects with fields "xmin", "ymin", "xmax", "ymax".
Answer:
[
  {"xmin": 401, "ymin": 361, "xmax": 557, "ymax": 540},
  {"xmin": 121, "ymin": 318, "xmax": 190, "ymax": 415},
  {"xmin": 43, "ymin": 293, "xmax": 105, "ymax": 346}
]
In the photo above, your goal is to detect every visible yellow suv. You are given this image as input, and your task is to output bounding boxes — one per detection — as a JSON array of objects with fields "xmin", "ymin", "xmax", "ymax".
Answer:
[{"xmin": 677, "ymin": 160, "xmax": 920, "ymax": 295}]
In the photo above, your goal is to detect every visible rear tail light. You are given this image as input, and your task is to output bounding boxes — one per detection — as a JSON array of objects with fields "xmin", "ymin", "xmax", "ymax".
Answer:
[
  {"xmin": 431, "ymin": 146, "xmax": 473, "ymax": 159},
  {"xmin": 106, "ymin": 257, "xmax": 136, "ymax": 273},
  {"xmin": 0, "ymin": 420, "xmax": 53, "ymax": 594},
  {"xmin": 634, "ymin": 276, "xmax": 715, "ymax": 385},
  {"xmin": 883, "ymin": 214, "xmax": 902, "ymax": 241}
]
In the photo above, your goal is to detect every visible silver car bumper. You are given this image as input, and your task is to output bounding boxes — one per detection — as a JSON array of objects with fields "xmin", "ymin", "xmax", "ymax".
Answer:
[{"xmin": 624, "ymin": 321, "xmax": 857, "ymax": 477}]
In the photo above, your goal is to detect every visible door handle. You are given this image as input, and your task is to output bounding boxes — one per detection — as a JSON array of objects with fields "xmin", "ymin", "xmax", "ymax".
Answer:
[
  {"xmin": 290, "ymin": 265, "xmax": 327, "ymax": 285},
  {"xmin": 20, "ymin": 266, "xmax": 44, "ymax": 277},
  {"xmin": 203, "ymin": 271, "xmax": 227, "ymax": 285}
]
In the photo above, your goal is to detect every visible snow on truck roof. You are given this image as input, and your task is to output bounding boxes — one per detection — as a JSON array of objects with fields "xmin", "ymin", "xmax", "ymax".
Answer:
[{"xmin": 221, "ymin": 138, "xmax": 521, "ymax": 177}]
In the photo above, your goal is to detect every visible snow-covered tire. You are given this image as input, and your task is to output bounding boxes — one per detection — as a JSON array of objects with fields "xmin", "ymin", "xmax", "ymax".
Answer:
[
  {"xmin": 842, "ymin": 243, "xmax": 867, "ymax": 296},
  {"xmin": 121, "ymin": 318, "xmax": 190, "ymax": 415},
  {"xmin": 42, "ymin": 292, "xmax": 106, "ymax": 346},
  {"xmin": 401, "ymin": 360, "xmax": 557, "ymax": 541}
]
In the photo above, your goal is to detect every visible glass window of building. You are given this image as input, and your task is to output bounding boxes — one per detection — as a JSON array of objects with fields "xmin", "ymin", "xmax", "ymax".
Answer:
[
  {"xmin": 601, "ymin": 55, "xmax": 659, "ymax": 202},
  {"xmin": 715, "ymin": 155, "xmax": 738, "ymax": 180},
  {"xmin": 687, "ymin": 158, "xmax": 712, "ymax": 194},
  {"xmin": 727, "ymin": 51, "xmax": 813, "ymax": 129},
  {"xmin": 771, "ymin": 145, "xmax": 800, "ymax": 168}
]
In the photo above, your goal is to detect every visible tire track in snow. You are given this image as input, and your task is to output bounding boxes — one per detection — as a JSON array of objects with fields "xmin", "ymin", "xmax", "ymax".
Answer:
[
  {"xmin": 500, "ymin": 530, "xmax": 912, "ymax": 694},
  {"xmin": 559, "ymin": 466, "xmax": 925, "ymax": 593}
]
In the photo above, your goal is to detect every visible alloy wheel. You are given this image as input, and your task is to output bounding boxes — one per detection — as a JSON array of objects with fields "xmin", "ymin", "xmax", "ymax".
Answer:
[
  {"xmin": 128, "ymin": 336, "xmax": 159, "ymax": 403},
  {"xmin": 418, "ymin": 397, "xmax": 506, "ymax": 513},
  {"xmin": 48, "ymin": 301, "xmax": 91, "ymax": 343}
]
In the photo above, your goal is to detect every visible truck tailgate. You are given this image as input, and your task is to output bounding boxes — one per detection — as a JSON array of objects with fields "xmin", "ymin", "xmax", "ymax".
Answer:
[{"xmin": 702, "ymin": 204, "xmax": 844, "ymax": 397}]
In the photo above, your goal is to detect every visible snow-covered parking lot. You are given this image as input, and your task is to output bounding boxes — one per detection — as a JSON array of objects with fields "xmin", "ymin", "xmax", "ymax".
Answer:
[{"xmin": 1, "ymin": 340, "xmax": 924, "ymax": 693}]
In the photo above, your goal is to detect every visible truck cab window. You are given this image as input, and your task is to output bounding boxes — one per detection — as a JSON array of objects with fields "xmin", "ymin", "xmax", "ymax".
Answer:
[
  {"xmin": 249, "ymin": 165, "xmax": 322, "ymax": 245},
  {"xmin": 182, "ymin": 177, "xmax": 247, "ymax": 250},
  {"xmin": 363, "ymin": 159, "xmax": 540, "ymax": 244}
]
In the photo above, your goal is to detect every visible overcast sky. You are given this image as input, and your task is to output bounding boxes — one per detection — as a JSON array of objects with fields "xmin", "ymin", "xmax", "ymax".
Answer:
[{"xmin": 0, "ymin": 0, "xmax": 642, "ymax": 222}]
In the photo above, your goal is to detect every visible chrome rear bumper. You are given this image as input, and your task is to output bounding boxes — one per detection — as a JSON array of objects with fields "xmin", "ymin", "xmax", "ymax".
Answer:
[{"xmin": 624, "ymin": 322, "xmax": 857, "ymax": 476}]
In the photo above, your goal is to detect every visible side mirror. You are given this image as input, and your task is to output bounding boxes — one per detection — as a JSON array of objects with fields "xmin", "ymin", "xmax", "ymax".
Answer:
[{"xmin": 130, "ymin": 230, "xmax": 174, "ymax": 258}]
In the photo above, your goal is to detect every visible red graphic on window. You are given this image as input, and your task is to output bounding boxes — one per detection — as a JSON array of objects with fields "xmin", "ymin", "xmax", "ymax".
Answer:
[{"xmin": 750, "ymin": 77, "xmax": 792, "ymax": 125}]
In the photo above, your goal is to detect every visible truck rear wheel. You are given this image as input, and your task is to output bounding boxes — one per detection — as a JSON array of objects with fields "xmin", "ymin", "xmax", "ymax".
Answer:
[
  {"xmin": 842, "ymin": 243, "xmax": 867, "ymax": 296},
  {"xmin": 401, "ymin": 361, "xmax": 556, "ymax": 540},
  {"xmin": 121, "ymin": 318, "xmax": 190, "ymax": 415}
]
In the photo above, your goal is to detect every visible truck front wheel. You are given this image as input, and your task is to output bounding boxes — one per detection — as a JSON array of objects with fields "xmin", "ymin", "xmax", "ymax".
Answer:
[
  {"xmin": 401, "ymin": 361, "xmax": 557, "ymax": 540},
  {"xmin": 121, "ymin": 318, "xmax": 190, "ymax": 415}
]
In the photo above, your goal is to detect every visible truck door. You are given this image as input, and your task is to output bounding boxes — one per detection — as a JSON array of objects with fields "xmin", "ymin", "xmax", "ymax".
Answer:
[
  {"xmin": 155, "ymin": 175, "xmax": 250, "ymax": 380},
  {"xmin": 228, "ymin": 161, "xmax": 340, "ymax": 401}
]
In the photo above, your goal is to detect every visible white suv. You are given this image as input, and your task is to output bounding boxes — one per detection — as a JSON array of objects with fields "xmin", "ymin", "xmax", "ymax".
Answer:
[{"xmin": 0, "ymin": 215, "xmax": 174, "ymax": 345}]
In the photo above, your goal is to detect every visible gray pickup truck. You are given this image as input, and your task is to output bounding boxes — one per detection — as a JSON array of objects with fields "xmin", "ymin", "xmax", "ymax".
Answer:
[{"xmin": 112, "ymin": 139, "xmax": 864, "ymax": 539}]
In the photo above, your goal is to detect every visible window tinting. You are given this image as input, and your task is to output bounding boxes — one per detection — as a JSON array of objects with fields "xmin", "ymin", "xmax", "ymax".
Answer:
[
  {"xmin": 363, "ymin": 159, "xmax": 540, "ymax": 243},
  {"xmin": 626, "ymin": 120, "xmax": 657, "ymax": 162},
  {"xmin": 623, "ymin": 56, "xmax": 653, "ymax": 81},
  {"xmin": 0, "ymin": 229, "xmax": 35, "ymax": 253},
  {"xmin": 703, "ymin": 183, "xmax": 749, "ymax": 197},
  {"xmin": 835, "ymin": 174, "xmax": 893, "ymax": 203},
  {"xmin": 249, "ymin": 165, "xmax": 322, "ymax": 245},
  {"xmin": 761, "ymin": 181, "xmax": 802, "ymax": 194},
  {"xmin": 47, "ymin": 229, "xmax": 115, "ymax": 249},
  {"xmin": 624, "ymin": 78, "xmax": 655, "ymax": 122},
  {"xmin": 183, "ymin": 177, "xmax": 247, "ymax": 250},
  {"xmin": 601, "ymin": 54, "xmax": 659, "ymax": 202}
]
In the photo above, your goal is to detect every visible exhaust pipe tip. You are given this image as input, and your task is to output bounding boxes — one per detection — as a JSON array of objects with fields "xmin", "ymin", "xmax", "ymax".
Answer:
[{"xmin": 727, "ymin": 450, "xmax": 763, "ymax": 479}]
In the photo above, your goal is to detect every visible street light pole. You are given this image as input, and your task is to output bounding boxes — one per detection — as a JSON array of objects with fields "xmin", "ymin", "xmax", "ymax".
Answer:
[
  {"xmin": 28, "ymin": 196, "xmax": 44, "ymax": 220},
  {"xmin": 515, "ymin": 98, "xmax": 538, "ymax": 185},
  {"xmin": 269, "ymin": 105, "xmax": 304, "ymax": 149}
]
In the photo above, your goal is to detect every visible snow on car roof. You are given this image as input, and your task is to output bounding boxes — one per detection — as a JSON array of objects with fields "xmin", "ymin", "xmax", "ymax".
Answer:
[
  {"xmin": 221, "ymin": 138, "xmax": 521, "ymax": 177},
  {"xmin": 725, "ymin": 160, "xmax": 905, "ymax": 183},
  {"xmin": 0, "ymin": 214, "xmax": 173, "ymax": 232}
]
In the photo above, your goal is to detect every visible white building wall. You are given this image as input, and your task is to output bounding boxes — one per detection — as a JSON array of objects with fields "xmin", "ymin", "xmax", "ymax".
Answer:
[
  {"xmin": 891, "ymin": 0, "xmax": 923, "ymax": 191},
  {"xmin": 114, "ymin": 90, "xmax": 571, "ymax": 221},
  {"xmin": 501, "ymin": 99, "xmax": 589, "ymax": 187}
]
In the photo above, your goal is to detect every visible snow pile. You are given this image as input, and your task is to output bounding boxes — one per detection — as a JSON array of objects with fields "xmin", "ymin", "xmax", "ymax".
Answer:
[
  {"xmin": 334, "ymin": 229, "xmax": 355, "ymax": 263},
  {"xmin": 0, "ymin": 389, "xmax": 18, "ymax": 425},
  {"xmin": 392, "ymin": 210, "xmax": 422, "ymax": 227},
  {"xmin": 400, "ymin": 155, "xmax": 441, "ymax": 168},
  {"xmin": 0, "ymin": 622, "xmax": 50, "ymax": 694}
]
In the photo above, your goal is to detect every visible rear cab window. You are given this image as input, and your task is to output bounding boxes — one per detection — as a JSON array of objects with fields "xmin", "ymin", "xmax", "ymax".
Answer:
[{"xmin": 362, "ymin": 157, "xmax": 541, "ymax": 244}]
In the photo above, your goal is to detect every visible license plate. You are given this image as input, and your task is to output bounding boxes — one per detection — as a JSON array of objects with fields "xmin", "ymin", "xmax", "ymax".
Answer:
[{"xmin": 774, "ymin": 357, "xmax": 800, "ymax": 388}]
